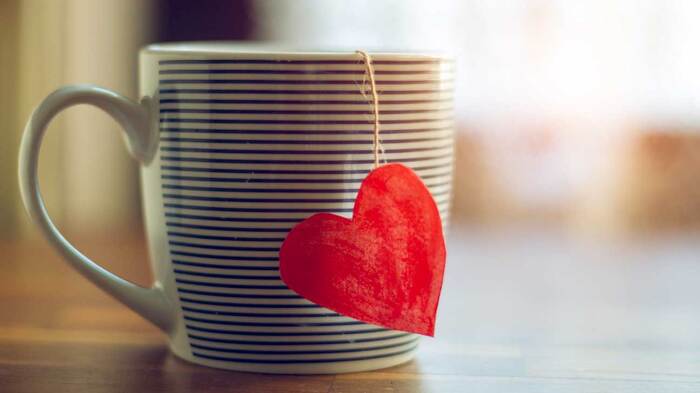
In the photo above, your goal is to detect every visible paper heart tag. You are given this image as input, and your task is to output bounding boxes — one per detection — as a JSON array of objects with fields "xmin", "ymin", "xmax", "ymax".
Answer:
[{"xmin": 279, "ymin": 163, "xmax": 446, "ymax": 336}]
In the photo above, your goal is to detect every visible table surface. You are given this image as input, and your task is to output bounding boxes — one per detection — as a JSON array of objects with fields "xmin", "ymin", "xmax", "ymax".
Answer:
[{"xmin": 2, "ymin": 226, "xmax": 700, "ymax": 392}]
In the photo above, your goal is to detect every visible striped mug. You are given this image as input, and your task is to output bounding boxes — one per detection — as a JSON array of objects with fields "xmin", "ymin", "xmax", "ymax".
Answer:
[{"xmin": 18, "ymin": 43, "xmax": 454, "ymax": 374}]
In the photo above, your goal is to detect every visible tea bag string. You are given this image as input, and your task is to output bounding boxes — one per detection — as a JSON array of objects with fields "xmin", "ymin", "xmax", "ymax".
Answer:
[{"xmin": 356, "ymin": 50, "xmax": 384, "ymax": 169}]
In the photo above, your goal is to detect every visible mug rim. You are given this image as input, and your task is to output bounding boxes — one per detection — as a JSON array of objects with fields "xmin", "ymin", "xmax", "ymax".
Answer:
[{"xmin": 141, "ymin": 41, "xmax": 453, "ymax": 61}]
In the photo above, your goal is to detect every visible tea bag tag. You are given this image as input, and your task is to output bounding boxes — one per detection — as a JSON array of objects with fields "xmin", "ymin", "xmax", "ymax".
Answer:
[{"xmin": 278, "ymin": 51, "xmax": 447, "ymax": 336}]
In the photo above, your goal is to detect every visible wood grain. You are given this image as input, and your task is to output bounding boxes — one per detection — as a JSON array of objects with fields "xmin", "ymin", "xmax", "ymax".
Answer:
[{"xmin": 2, "ymin": 227, "xmax": 700, "ymax": 392}]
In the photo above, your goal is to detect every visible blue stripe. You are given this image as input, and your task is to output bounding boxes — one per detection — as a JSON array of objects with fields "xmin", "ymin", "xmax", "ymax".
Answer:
[
  {"xmin": 163, "ymin": 192, "xmax": 448, "ymax": 204},
  {"xmin": 187, "ymin": 332, "xmax": 411, "ymax": 346},
  {"xmin": 166, "ymin": 221, "xmax": 293, "ymax": 232},
  {"xmin": 191, "ymin": 345, "xmax": 417, "ymax": 364},
  {"xmin": 159, "ymin": 79, "xmax": 450, "ymax": 85},
  {"xmin": 160, "ymin": 117, "xmax": 451, "ymax": 125},
  {"xmin": 164, "ymin": 185, "xmax": 359, "ymax": 193},
  {"xmin": 174, "ymin": 270, "xmax": 280, "ymax": 280},
  {"xmin": 184, "ymin": 316, "xmax": 363, "ymax": 327},
  {"xmin": 159, "ymin": 69, "xmax": 443, "ymax": 75},
  {"xmin": 159, "ymin": 126, "xmax": 453, "ymax": 136},
  {"xmin": 167, "ymin": 203, "xmax": 447, "ymax": 214},
  {"xmin": 178, "ymin": 288, "xmax": 300, "ymax": 299},
  {"xmin": 160, "ymin": 162, "xmax": 452, "ymax": 174},
  {"xmin": 181, "ymin": 298, "xmax": 320, "ymax": 308},
  {"xmin": 168, "ymin": 231, "xmax": 285, "ymax": 242},
  {"xmin": 160, "ymin": 171, "xmax": 452, "ymax": 184},
  {"xmin": 159, "ymin": 144, "xmax": 452, "ymax": 155},
  {"xmin": 159, "ymin": 88, "xmax": 452, "ymax": 95},
  {"xmin": 165, "ymin": 203, "xmax": 354, "ymax": 213},
  {"xmin": 186, "ymin": 325, "xmax": 387, "ymax": 336},
  {"xmin": 160, "ymin": 108, "xmax": 449, "ymax": 115},
  {"xmin": 170, "ymin": 240, "xmax": 279, "ymax": 252},
  {"xmin": 160, "ymin": 155, "xmax": 452, "ymax": 165},
  {"xmin": 182, "ymin": 307, "xmax": 338, "ymax": 318},
  {"xmin": 163, "ymin": 194, "xmax": 357, "ymax": 204},
  {"xmin": 171, "ymin": 250, "xmax": 278, "ymax": 262},
  {"xmin": 159, "ymin": 136, "xmax": 450, "ymax": 145},
  {"xmin": 188, "ymin": 338, "xmax": 419, "ymax": 356},
  {"xmin": 162, "ymin": 184, "xmax": 451, "ymax": 195},
  {"xmin": 165, "ymin": 201, "xmax": 449, "ymax": 214},
  {"xmin": 173, "ymin": 261, "xmax": 277, "ymax": 271},
  {"xmin": 159, "ymin": 59, "xmax": 448, "ymax": 65},
  {"xmin": 176, "ymin": 278, "xmax": 285, "ymax": 290},
  {"xmin": 166, "ymin": 213, "xmax": 301, "ymax": 223},
  {"xmin": 159, "ymin": 98, "xmax": 451, "ymax": 105}
]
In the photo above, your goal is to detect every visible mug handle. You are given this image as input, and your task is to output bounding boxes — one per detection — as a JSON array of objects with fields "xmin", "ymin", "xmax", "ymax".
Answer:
[{"xmin": 18, "ymin": 84, "xmax": 174, "ymax": 332}]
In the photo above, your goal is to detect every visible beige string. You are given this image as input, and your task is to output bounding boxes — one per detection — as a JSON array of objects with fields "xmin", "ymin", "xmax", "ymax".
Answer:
[{"xmin": 356, "ymin": 50, "xmax": 384, "ymax": 169}]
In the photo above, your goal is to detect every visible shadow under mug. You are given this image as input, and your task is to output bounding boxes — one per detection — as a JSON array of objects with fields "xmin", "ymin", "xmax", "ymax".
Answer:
[{"xmin": 18, "ymin": 43, "xmax": 455, "ymax": 374}]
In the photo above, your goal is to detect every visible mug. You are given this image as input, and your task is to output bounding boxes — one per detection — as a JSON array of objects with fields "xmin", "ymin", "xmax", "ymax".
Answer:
[{"xmin": 18, "ymin": 43, "xmax": 454, "ymax": 374}]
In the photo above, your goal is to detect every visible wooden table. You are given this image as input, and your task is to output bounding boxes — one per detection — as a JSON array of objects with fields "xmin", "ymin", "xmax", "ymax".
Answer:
[{"xmin": 2, "ymin": 226, "xmax": 700, "ymax": 392}]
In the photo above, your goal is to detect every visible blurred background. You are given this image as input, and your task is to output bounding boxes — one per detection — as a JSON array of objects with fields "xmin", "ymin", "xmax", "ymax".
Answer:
[{"xmin": 3, "ymin": 0, "xmax": 700, "ymax": 242}]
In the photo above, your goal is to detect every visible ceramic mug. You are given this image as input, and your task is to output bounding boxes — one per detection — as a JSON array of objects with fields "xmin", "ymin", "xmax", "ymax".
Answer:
[{"xmin": 18, "ymin": 43, "xmax": 454, "ymax": 374}]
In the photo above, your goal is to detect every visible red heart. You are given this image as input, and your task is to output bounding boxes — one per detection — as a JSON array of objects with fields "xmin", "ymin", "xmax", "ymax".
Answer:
[{"xmin": 279, "ymin": 163, "xmax": 446, "ymax": 336}]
